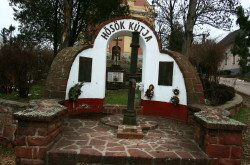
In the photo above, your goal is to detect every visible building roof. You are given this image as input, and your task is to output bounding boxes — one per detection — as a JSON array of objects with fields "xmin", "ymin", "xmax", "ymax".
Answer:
[{"xmin": 219, "ymin": 30, "xmax": 243, "ymax": 46}]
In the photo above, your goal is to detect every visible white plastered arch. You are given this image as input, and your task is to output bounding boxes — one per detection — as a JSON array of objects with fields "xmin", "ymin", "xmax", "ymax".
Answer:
[{"xmin": 66, "ymin": 18, "xmax": 187, "ymax": 105}]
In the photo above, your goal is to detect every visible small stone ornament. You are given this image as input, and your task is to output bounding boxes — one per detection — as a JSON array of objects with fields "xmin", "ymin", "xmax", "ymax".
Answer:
[
  {"xmin": 170, "ymin": 96, "xmax": 180, "ymax": 106},
  {"xmin": 173, "ymin": 88, "xmax": 180, "ymax": 95},
  {"xmin": 171, "ymin": 88, "xmax": 180, "ymax": 106},
  {"xmin": 145, "ymin": 84, "xmax": 154, "ymax": 100}
]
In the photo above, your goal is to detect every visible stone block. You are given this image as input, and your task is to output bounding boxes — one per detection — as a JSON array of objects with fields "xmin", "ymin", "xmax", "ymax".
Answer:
[
  {"xmin": 15, "ymin": 136, "xmax": 27, "ymax": 146},
  {"xmin": 184, "ymin": 72, "xmax": 195, "ymax": 79},
  {"xmin": 89, "ymin": 139, "xmax": 106, "ymax": 146},
  {"xmin": 218, "ymin": 131, "xmax": 242, "ymax": 146},
  {"xmin": 195, "ymin": 84, "xmax": 204, "ymax": 93},
  {"xmin": 102, "ymin": 152, "xmax": 127, "ymax": 164},
  {"xmin": 17, "ymin": 158, "xmax": 44, "ymax": 165},
  {"xmin": 205, "ymin": 134, "xmax": 218, "ymax": 144},
  {"xmin": 185, "ymin": 79, "xmax": 195, "ymax": 92},
  {"xmin": 33, "ymin": 147, "xmax": 49, "ymax": 159},
  {"xmin": 175, "ymin": 151, "xmax": 194, "ymax": 159},
  {"xmin": 117, "ymin": 125, "xmax": 143, "ymax": 139},
  {"xmin": 48, "ymin": 121, "xmax": 59, "ymax": 133},
  {"xmin": 194, "ymin": 124, "xmax": 202, "ymax": 145},
  {"xmin": 27, "ymin": 137, "xmax": 51, "ymax": 146},
  {"xmin": 15, "ymin": 146, "xmax": 33, "ymax": 159},
  {"xmin": 47, "ymin": 150, "xmax": 78, "ymax": 165},
  {"xmin": 0, "ymin": 124, "xmax": 3, "ymax": 135},
  {"xmin": 218, "ymin": 158, "xmax": 241, "ymax": 165},
  {"xmin": 199, "ymin": 93, "xmax": 205, "ymax": 104},
  {"xmin": 16, "ymin": 127, "xmax": 36, "ymax": 136},
  {"xmin": 230, "ymin": 146, "xmax": 242, "ymax": 159},
  {"xmin": 209, "ymin": 158, "xmax": 219, "ymax": 165},
  {"xmin": 0, "ymin": 114, "xmax": 13, "ymax": 125},
  {"xmin": 165, "ymin": 158, "xmax": 181, "ymax": 165},
  {"xmin": 205, "ymin": 144, "xmax": 230, "ymax": 158},
  {"xmin": 0, "ymin": 106, "xmax": 5, "ymax": 112},
  {"xmin": 37, "ymin": 127, "xmax": 48, "ymax": 136},
  {"xmin": 78, "ymin": 148, "xmax": 102, "ymax": 163},
  {"xmin": 3, "ymin": 124, "xmax": 16, "ymax": 140},
  {"xmin": 127, "ymin": 149, "xmax": 153, "ymax": 165}
]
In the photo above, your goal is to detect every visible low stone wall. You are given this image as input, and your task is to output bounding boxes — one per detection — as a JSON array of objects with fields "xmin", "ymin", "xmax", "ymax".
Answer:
[
  {"xmin": 194, "ymin": 110, "xmax": 247, "ymax": 165},
  {"xmin": 214, "ymin": 93, "xmax": 243, "ymax": 117},
  {"xmin": 13, "ymin": 99, "xmax": 67, "ymax": 164},
  {"xmin": 0, "ymin": 99, "xmax": 28, "ymax": 147},
  {"xmin": 188, "ymin": 93, "xmax": 243, "ymax": 124}
]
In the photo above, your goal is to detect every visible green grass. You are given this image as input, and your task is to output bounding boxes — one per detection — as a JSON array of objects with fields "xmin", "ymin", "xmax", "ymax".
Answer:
[
  {"xmin": 105, "ymin": 89, "xmax": 128, "ymax": 105},
  {"xmin": 232, "ymin": 107, "xmax": 250, "ymax": 124},
  {"xmin": 0, "ymin": 81, "xmax": 138, "ymax": 105},
  {"xmin": 105, "ymin": 89, "xmax": 142, "ymax": 105},
  {"xmin": 241, "ymin": 76, "xmax": 250, "ymax": 82},
  {"xmin": 0, "ymin": 81, "xmax": 45, "ymax": 102}
]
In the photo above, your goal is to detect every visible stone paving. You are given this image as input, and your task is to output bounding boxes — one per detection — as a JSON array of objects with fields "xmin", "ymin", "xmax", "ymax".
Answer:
[
  {"xmin": 100, "ymin": 115, "xmax": 158, "ymax": 130},
  {"xmin": 47, "ymin": 114, "xmax": 209, "ymax": 165}
]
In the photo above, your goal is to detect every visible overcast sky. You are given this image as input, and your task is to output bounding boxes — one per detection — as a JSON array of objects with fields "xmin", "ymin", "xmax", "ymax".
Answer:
[{"xmin": 0, "ymin": 0, "xmax": 250, "ymax": 41}]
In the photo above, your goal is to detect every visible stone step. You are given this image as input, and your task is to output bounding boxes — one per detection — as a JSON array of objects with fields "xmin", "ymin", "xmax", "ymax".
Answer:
[{"xmin": 47, "ymin": 149, "xmax": 211, "ymax": 165}]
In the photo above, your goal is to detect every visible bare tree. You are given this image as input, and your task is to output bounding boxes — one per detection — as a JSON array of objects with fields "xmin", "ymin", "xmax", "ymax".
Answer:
[
  {"xmin": 153, "ymin": 0, "xmax": 180, "ymax": 49},
  {"xmin": 182, "ymin": 0, "xmax": 197, "ymax": 55},
  {"xmin": 154, "ymin": 0, "xmax": 239, "ymax": 54},
  {"xmin": 188, "ymin": 40, "xmax": 225, "ymax": 83}
]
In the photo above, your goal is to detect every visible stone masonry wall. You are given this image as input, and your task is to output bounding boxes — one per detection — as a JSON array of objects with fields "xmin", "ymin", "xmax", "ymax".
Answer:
[
  {"xmin": 0, "ymin": 99, "xmax": 28, "ymax": 147},
  {"xmin": 44, "ymin": 46, "xmax": 92, "ymax": 100},
  {"xmin": 13, "ymin": 99, "xmax": 67, "ymax": 165},
  {"xmin": 15, "ymin": 118, "xmax": 64, "ymax": 164},
  {"xmin": 194, "ymin": 111, "xmax": 247, "ymax": 165},
  {"xmin": 164, "ymin": 50, "xmax": 205, "ymax": 105}
]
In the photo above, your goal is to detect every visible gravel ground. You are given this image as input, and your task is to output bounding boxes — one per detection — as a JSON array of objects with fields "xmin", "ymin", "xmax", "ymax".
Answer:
[{"xmin": 0, "ymin": 150, "xmax": 15, "ymax": 165}]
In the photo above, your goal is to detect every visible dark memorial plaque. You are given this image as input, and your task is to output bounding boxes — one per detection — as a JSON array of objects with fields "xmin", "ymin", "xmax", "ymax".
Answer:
[
  {"xmin": 79, "ymin": 57, "xmax": 92, "ymax": 82},
  {"xmin": 158, "ymin": 62, "xmax": 173, "ymax": 86}
]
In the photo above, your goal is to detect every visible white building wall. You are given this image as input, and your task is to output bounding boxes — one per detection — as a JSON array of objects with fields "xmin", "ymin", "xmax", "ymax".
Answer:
[
  {"xmin": 219, "ymin": 45, "xmax": 250, "ymax": 74},
  {"xmin": 66, "ymin": 19, "xmax": 187, "ymax": 105},
  {"xmin": 219, "ymin": 45, "xmax": 241, "ymax": 72}
]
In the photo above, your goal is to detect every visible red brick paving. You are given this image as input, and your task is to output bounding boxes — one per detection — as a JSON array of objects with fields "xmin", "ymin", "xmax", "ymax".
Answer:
[{"xmin": 47, "ymin": 114, "xmax": 209, "ymax": 165}]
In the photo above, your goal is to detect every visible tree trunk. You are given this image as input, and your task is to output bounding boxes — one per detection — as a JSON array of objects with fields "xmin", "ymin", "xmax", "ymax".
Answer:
[
  {"xmin": 182, "ymin": 0, "xmax": 197, "ymax": 55},
  {"xmin": 61, "ymin": 0, "xmax": 73, "ymax": 49},
  {"xmin": 68, "ymin": 1, "xmax": 81, "ymax": 47},
  {"xmin": 53, "ymin": 0, "xmax": 59, "ymax": 56}
]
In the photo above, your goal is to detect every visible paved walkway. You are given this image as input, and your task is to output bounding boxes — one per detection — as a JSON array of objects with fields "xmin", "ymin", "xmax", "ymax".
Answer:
[
  {"xmin": 47, "ymin": 114, "xmax": 209, "ymax": 165},
  {"xmin": 219, "ymin": 77, "xmax": 250, "ymax": 95}
]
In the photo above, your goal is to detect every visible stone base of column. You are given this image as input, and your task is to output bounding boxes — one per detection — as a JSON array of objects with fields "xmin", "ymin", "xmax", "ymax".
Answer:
[{"xmin": 117, "ymin": 125, "xmax": 143, "ymax": 139}]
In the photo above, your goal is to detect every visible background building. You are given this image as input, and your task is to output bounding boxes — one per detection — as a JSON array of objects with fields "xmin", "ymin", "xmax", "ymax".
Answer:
[
  {"xmin": 219, "ymin": 30, "xmax": 250, "ymax": 75},
  {"xmin": 107, "ymin": 0, "xmax": 155, "ymax": 69}
]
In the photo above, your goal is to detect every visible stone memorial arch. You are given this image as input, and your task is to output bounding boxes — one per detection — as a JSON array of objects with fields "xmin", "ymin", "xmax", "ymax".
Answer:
[{"xmin": 45, "ymin": 16, "xmax": 204, "ymax": 122}]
